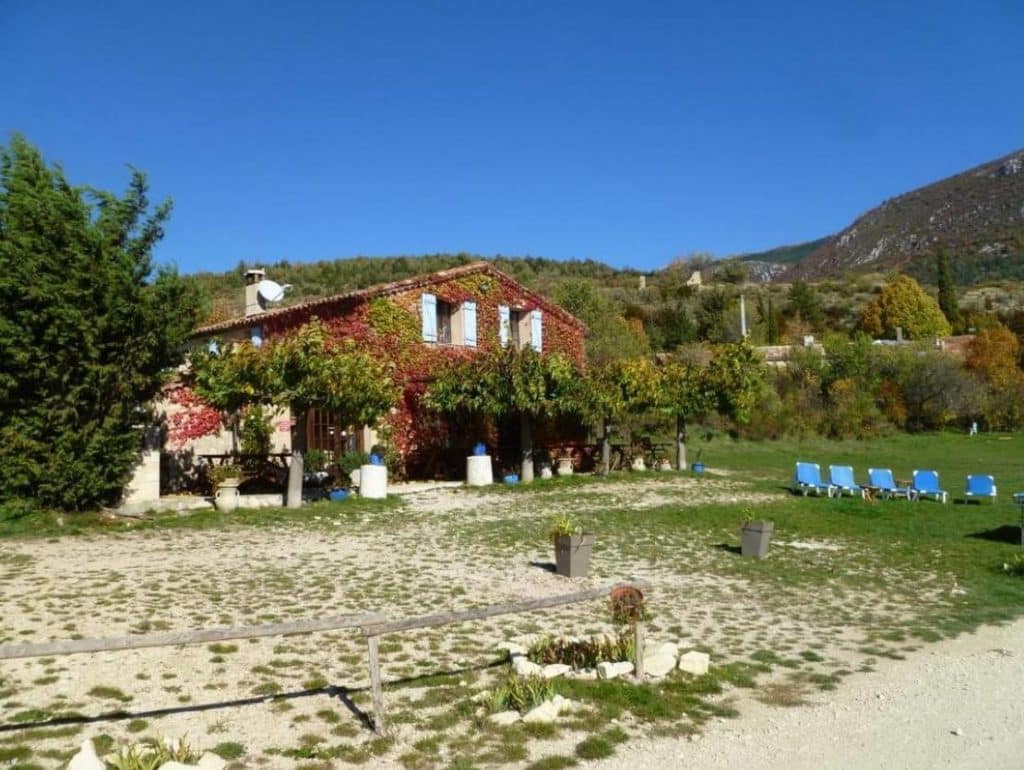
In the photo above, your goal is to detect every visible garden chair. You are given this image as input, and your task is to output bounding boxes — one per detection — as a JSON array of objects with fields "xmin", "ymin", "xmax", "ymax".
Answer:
[
  {"xmin": 829, "ymin": 465, "xmax": 866, "ymax": 499},
  {"xmin": 911, "ymin": 469, "xmax": 948, "ymax": 503},
  {"xmin": 964, "ymin": 474, "xmax": 997, "ymax": 503},
  {"xmin": 867, "ymin": 468, "xmax": 915, "ymax": 500},
  {"xmin": 794, "ymin": 462, "xmax": 835, "ymax": 497}
]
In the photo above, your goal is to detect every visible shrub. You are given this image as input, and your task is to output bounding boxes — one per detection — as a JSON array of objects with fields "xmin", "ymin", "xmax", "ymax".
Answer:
[
  {"xmin": 488, "ymin": 672, "xmax": 554, "ymax": 713},
  {"xmin": 339, "ymin": 450, "xmax": 370, "ymax": 484},
  {"xmin": 106, "ymin": 737, "xmax": 199, "ymax": 770},
  {"xmin": 528, "ymin": 632, "xmax": 634, "ymax": 670}
]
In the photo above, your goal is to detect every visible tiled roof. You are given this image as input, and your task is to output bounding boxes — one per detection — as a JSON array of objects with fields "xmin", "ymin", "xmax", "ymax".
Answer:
[{"xmin": 192, "ymin": 261, "xmax": 585, "ymax": 337}]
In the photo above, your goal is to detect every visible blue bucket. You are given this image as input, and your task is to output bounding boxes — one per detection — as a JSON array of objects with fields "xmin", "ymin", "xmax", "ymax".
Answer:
[
  {"xmin": 503, "ymin": 473, "xmax": 519, "ymax": 484},
  {"xmin": 329, "ymin": 489, "xmax": 349, "ymax": 501},
  {"xmin": 473, "ymin": 442, "xmax": 487, "ymax": 456},
  {"xmin": 691, "ymin": 462, "xmax": 705, "ymax": 475}
]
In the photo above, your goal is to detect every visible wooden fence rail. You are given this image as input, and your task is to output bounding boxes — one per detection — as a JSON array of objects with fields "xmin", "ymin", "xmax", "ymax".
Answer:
[
  {"xmin": 0, "ymin": 579, "xmax": 650, "ymax": 739},
  {"xmin": 0, "ymin": 612, "xmax": 383, "ymax": 661}
]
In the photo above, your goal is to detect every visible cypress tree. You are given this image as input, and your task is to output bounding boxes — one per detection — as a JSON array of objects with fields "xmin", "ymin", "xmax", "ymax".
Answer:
[
  {"xmin": 936, "ymin": 247, "xmax": 961, "ymax": 331},
  {"xmin": 0, "ymin": 136, "xmax": 200, "ymax": 510}
]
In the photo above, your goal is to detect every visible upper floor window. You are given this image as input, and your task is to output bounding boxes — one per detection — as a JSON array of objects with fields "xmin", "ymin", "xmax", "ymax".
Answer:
[
  {"xmin": 436, "ymin": 299, "xmax": 453, "ymax": 344},
  {"xmin": 422, "ymin": 293, "xmax": 477, "ymax": 347},
  {"xmin": 499, "ymin": 306, "xmax": 542, "ymax": 351}
]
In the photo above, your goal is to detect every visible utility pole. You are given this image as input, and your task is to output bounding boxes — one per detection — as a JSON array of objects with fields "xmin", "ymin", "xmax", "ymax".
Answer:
[{"xmin": 739, "ymin": 291, "xmax": 748, "ymax": 338}]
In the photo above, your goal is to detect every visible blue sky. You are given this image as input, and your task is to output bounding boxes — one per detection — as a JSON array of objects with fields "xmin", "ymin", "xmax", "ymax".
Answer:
[{"xmin": 3, "ymin": 0, "xmax": 1022, "ymax": 273}]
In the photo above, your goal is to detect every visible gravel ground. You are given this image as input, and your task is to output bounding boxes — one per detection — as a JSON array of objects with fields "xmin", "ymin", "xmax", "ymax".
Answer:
[{"xmin": 596, "ymin": 616, "xmax": 1024, "ymax": 770}]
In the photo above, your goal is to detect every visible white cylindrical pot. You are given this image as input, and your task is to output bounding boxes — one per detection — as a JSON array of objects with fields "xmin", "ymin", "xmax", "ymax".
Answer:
[
  {"xmin": 466, "ymin": 455, "xmax": 493, "ymax": 486},
  {"xmin": 557, "ymin": 458, "xmax": 574, "ymax": 476},
  {"xmin": 359, "ymin": 464, "xmax": 388, "ymax": 499}
]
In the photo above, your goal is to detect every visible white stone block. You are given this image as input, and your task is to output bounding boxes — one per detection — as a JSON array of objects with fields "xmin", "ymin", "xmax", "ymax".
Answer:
[
  {"xmin": 488, "ymin": 710, "xmax": 521, "ymax": 726},
  {"xmin": 541, "ymin": 663, "xmax": 571, "ymax": 679},
  {"xmin": 197, "ymin": 754, "xmax": 227, "ymax": 770},
  {"xmin": 512, "ymin": 657, "xmax": 542, "ymax": 677},
  {"xmin": 596, "ymin": 660, "xmax": 635, "ymax": 680},
  {"xmin": 522, "ymin": 695, "xmax": 570, "ymax": 724},
  {"xmin": 643, "ymin": 641, "xmax": 679, "ymax": 660},
  {"xmin": 68, "ymin": 741, "xmax": 105, "ymax": 770},
  {"xmin": 678, "ymin": 650, "xmax": 711, "ymax": 676},
  {"xmin": 644, "ymin": 653, "xmax": 677, "ymax": 678}
]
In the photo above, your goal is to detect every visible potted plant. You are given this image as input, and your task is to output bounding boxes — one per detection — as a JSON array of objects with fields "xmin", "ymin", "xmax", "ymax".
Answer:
[
  {"xmin": 550, "ymin": 514, "xmax": 595, "ymax": 578},
  {"xmin": 210, "ymin": 464, "xmax": 243, "ymax": 513},
  {"xmin": 556, "ymin": 449, "xmax": 574, "ymax": 476},
  {"xmin": 690, "ymin": 448, "xmax": 705, "ymax": 475}
]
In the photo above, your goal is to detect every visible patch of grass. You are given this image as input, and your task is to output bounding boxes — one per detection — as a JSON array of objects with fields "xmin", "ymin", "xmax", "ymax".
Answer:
[
  {"xmin": 87, "ymin": 685, "xmax": 132, "ymax": 703},
  {"xmin": 126, "ymin": 719, "xmax": 149, "ymax": 733},
  {"xmin": 0, "ymin": 745, "xmax": 32, "ymax": 762},
  {"xmin": 212, "ymin": 742, "xmax": 246, "ymax": 760},
  {"xmin": 9, "ymin": 709, "xmax": 52, "ymax": 724},
  {"xmin": 575, "ymin": 735, "xmax": 615, "ymax": 760},
  {"xmin": 525, "ymin": 757, "xmax": 578, "ymax": 770}
]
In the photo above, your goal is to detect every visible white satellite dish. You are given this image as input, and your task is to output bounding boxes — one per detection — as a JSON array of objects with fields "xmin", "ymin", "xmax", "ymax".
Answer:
[{"xmin": 256, "ymin": 279, "xmax": 288, "ymax": 303}]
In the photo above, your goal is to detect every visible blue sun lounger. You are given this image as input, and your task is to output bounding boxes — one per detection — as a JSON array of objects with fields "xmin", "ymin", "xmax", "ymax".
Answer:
[
  {"xmin": 964, "ymin": 474, "xmax": 997, "ymax": 503},
  {"xmin": 794, "ymin": 462, "xmax": 835, "ymax": 497},
  {"xmin": 867, "ymin": 468, "xmax": 915, "ymax": 500},
  {"xmin": 829, "ymin": 465, "xmax": 866, "ymax": 499},
  {"xmin": 912, "ymin": 469, "xmax": 948, "ymax": 503}
]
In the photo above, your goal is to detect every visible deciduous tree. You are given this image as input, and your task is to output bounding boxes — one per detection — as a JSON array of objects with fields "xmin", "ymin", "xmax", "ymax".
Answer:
[
  {"xmin": 424, "ymin": 346, "xmax": 584, "ymax": 482},
  {"xmin": 858, "ymin": 274, "xmax": 951, "ymax": 340}
]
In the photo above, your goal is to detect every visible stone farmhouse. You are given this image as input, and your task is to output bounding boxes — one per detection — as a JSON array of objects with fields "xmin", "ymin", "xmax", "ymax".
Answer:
[{"xmin": 123, "ymin": 262, "xmax": 587, "ymax": 506}]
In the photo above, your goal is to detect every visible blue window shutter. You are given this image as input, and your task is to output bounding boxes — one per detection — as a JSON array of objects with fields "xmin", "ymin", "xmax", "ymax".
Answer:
[
  {"xmin": 498, "ymin": 305, "xmax": 510, "ymax": 347},
  {"xmin": 463, "ymin": 301, "xmax": 477, "ymax": 347},
  {"xmin": 531, "ymin": 310, "xmax": 543, "ymax": 351},
  {"xmin": 421, "ymin": 293, "xmax": 437, "ymax": 342},
  {"xmin": 250, "ymin": 326, "xmax": 263, "ymax": 347}
]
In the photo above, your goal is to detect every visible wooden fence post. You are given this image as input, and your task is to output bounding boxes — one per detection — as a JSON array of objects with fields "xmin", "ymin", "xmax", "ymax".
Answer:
[
  {"xmin": 633, "ymin": 620, "xmax": 645, "ymax": 680},
  {"xmin": 366, "ymin": 634, "xmax": 387, "ymax": 737}
]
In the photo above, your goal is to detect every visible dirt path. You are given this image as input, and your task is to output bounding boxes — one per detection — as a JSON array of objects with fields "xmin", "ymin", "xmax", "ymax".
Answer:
[{"xmin": 600, "ymin": 617, "xmax": 1024, "ymax": 770}]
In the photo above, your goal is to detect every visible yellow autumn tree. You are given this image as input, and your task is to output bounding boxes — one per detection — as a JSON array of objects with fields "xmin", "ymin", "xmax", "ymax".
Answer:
[{"xmin": 858, "ymin": 275, "xmax": 951, "ymax": 340}]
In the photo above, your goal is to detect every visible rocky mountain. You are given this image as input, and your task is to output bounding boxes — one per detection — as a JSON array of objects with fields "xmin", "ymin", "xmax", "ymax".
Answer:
[{"xmin": 783, "ymin": 148, "xmax": 1024, "ymax": 284}]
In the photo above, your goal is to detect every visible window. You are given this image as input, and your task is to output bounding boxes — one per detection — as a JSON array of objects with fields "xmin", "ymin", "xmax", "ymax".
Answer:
[
  {"xmin": 436, "ymin": 299, "xmax": 452, "ymax": 344},
  {"xmin": 423, "ymin": 293, "xmax": 476, "ymax": 346},
  {"xmin": 509, "ymin": 309, "xmax": 523, "ymax": 349},
  {"xmin": 499, "ymin": 306, "xmax": 542, "ymax": 350}
]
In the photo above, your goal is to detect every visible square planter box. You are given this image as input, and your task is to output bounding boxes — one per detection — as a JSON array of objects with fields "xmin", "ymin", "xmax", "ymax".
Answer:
[
  {"xmin": 554, "ymin": 533, "xmax": 595, "ymax": 577},
  {"xmin": 741, "ymin": 520, "xmax": 774, "ymax": 558}
]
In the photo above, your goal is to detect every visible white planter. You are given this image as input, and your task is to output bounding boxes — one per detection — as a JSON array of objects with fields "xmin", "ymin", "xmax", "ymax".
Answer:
[
  {"xmin": 539, "ymin": 465, "xmax": 553, "ymax": 479},
  {"xmin": 466, "ymin": 455, "xmax": 494, "ymax": 486},
  {"xmin": 631, "ymin": 457, "xmax": 646, "ymax": 471},
  {"xmin": 557, "ymin": 458, "xmax": 574, "ymax": 476},
  {"xmin": 359, "ymin": 464, "xmax": 388, "ymax": 499},
  {"xmin": 214, "ymin": 480, "xmax": 241, "ymax": 513}
]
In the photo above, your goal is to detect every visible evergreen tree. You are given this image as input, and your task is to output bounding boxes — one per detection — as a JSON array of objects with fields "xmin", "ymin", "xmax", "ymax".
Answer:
[
  {"xmin": 0, "ymin": 136, "xmax": 200, "ymax": 510},
  {"xmin": 786, "ymin": 280, "xmax": 824, "ymax": 328},
  {"xmin": 936, "ymin": 247, "xmax": 961, "ymax": 331}
]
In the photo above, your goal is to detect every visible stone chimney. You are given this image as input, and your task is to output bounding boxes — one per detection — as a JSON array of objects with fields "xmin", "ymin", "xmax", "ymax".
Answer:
[{"xmin": 245, "ymin": 269, "xmax": 266, "ymax": 317}]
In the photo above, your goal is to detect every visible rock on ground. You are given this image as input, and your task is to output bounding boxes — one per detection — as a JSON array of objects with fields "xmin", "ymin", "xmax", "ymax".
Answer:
[
  {"xmin": 67, "ymin": 741, "xmax": 103, "ymax": 770},
  {"xmin": 597, "ymin": 660, "xmax": 635, "ymax": 680},
  {"xmin": 678, "ymin": 650, "xmax": 711, "ymax": 675}
]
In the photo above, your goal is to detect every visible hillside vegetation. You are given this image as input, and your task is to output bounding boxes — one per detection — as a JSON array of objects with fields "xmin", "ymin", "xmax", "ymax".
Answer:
[{"xmin": 785, "ymin": 148, "xmax": 1024, "ymax": 284}]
